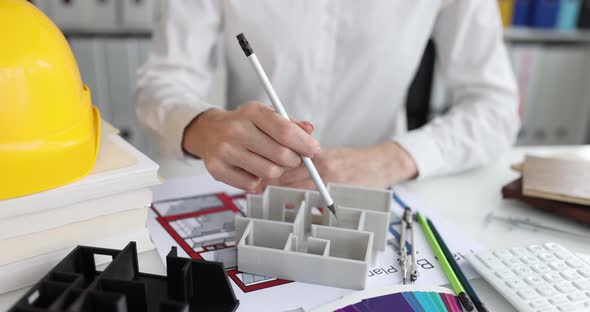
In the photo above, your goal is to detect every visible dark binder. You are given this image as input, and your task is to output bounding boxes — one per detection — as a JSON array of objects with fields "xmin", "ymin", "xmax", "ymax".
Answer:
[
  {"xmin": 514, "ymin": 0, "xmax": 535, "ymax": 26},
  {"xmin": 578, "ymin": 0, "xmax": 590, "ymax": 28},
  {"xmin": 502, "ymin": 177, "xmax": 590, "ymax": 225},
  {"xmin": 531, "ymin": 0, "xmax": 561, "ymax": 28}
]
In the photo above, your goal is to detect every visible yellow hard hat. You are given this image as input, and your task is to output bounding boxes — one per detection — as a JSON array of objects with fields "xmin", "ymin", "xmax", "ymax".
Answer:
[{"xmin": 0, "ymin": 0, "xmax": 101, "ymax": 200}]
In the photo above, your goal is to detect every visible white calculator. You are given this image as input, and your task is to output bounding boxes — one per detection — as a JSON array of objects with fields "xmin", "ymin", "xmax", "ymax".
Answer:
[{"xmin": 465, "ymin": 243, "xmax": 590, "ymax": 312}]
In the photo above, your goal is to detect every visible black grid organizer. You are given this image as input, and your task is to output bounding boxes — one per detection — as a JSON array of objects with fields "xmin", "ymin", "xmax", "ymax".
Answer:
[{"xmin": 9, "ymin": 242, "xmax": 239, "ymax": 312}]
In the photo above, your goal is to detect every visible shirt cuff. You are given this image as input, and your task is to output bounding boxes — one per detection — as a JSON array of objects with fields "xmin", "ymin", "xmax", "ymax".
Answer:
[
  {"xmin": 393, "ymin": 128, "xmax": 445, "ymax": 180},
  {"xmin": 162, "ymin": 102, "xmax": 216, "ymax": 161}
]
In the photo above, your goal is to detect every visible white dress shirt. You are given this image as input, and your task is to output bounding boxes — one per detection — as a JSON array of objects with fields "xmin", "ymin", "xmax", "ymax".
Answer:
[{"xmin": 135, "ymin": 0, "xmax": 519, "ymax": 179}]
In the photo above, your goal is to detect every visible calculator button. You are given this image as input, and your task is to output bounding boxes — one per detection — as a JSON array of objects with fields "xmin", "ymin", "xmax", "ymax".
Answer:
[
  {"xmin": 539, "ymin": 253, "xmax": 558, "ymax": 263},
  {"xmin": 573, "ymin": 279, "xmax": 590, "ymax": 290},
  {"xmin": 544, "ymin": 272, "xmax": 563, "ymax": 283},
  {"xmin": 545, "ymin": 243, "xmax": 567, "ymax": 253},
  {"xmin": 578, "ymin": 268, "xmax": 590, "ymax": 278},
  {"xmin": 567, "ymin": 293, "xmax": 586, "ymax": 302},
  {"xmin": 555, "ymin": 282, "xmax": 577, "ymax": 294},
  {"xmin": 517, "ymin": 288, "xmax": 540, "ymax": 300},
  {"xmin": 561, "ymin": 270, "xmax": 581, "ymax": 281},
  {"xmin": 513, "ymin": 265, "xmax": 534, "ymax": 276},
  {"xmin": 529, "ymin": 299, "xmax": 551, "ymax": 308},
  {"xmin": 557, "ymin": 303, "xmax": 575, "ymax": 311},
  {"xmin": 503, "ymin": 258, "xmax": 522, "ymax": 267},
  {"xmin": 476, "ymin": 253, "xmax": 503, "ymax": 269},
  {"xmin": 475, "ymin": 252, "xmax": 496, "ymax": 262},
  {"xmin": 495, "ymin": 269, "xmax": 515, "ymax": 279},
  {"xmin": 511, "ymin": 247, "xmax": 531, "ymax": 257},
  {"xmin": 549, "ymin": 261, "xmax": 568, "ymax": 272},
  {"xmin": 481, "ymin": 260, "xmax": 503, "ymax": 270},
  {"xmin": 493, "ymin": 249, "xmax": 513, "ymax": 259},
  {"xmin": 566, "ymin": 259, "xmax": 585, "ymax": 269},
  {"xmin": 506, "ymin": 278, "xmax": 526, "ymax": 289},
  {"xmin": 528, "ymin": 245, "xmax": 546, "ymax": 253},
  {"xmin": 549, "ymin": 296, "xmax": 569, "ymax": 305},
  {"xmin": 556, "ymin": 252, "xmax": 575, "ymax": 261},
  {"xmin": 532, "ymin": 264, "xmax": 552, "ymax": 274},
  {"xmin": 525, "ymin": 276, "xmax": 544, "ymax": 287},
  {"xmin": 523, "ymin": 255, "xmax": 541, "ymax": 265},
  {"xmin": 537, "ymin": 285, "xmax": 559, "ymax": 297}
]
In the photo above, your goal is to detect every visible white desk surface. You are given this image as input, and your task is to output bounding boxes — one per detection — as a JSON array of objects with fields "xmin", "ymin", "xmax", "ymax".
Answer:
[{"xmin": 2, "ymin": 145, "xmax": 589, "ymax": 311}]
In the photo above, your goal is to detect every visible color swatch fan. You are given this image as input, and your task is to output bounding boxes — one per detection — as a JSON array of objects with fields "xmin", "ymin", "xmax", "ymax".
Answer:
[{"xmin": 311, "ymin": 285, "xmax": 462, "ymax": 312}]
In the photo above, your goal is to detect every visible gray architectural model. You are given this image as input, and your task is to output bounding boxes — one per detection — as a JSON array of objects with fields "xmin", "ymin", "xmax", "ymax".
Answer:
[{"xmin": 235, "ymin": 184, "xmax": 392, "ymax": 290}]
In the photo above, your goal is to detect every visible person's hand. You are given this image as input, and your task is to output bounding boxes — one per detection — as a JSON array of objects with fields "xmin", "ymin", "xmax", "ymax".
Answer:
[
  {"xmin": 182, "ymin": 102, "xmax": 320, "ymax": 191},
  {"xmin": 275, "ymin": 141, "xmax": 418, "ymax": 190}
]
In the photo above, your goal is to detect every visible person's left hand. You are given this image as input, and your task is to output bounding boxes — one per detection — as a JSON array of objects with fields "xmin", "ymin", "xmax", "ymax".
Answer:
[{"xmin": 263, "ymin": 141, "xmax": 419, "ymax": 190}]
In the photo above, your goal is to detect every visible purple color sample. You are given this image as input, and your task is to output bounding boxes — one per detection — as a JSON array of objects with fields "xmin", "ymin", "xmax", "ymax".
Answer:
[
  {"xmin": 353, "ymin": 302, "xmax": 372, "ymax": 312},
  {"xmin": 341, "ymin": 306, "xmax": 360, "ymax": 312},
  {"xmin": 362, "ymin": 293, "xmax": 414, "ymax": 312}
]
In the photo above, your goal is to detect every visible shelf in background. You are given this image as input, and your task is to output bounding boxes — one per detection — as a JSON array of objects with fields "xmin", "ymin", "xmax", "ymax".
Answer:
[
  {"xmin": 59, "ymin": 27, "xmax": 590, "ymax": 43},
  {"xmin": 61, "ymin": 28, "xmax": 153, "ymax": 38},
  {"xmin": 57, "ymin": 26, "xmax": 590, "ymax": 43},
  {"xmin": 504, "ymin": 27, "xmax": 590, "ymax": 44}
]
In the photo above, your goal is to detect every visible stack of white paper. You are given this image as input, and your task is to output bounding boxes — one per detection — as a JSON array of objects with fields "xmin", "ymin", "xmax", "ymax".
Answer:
[{"xmin": 0, "ymin": 122, "xmax": 160, "ymax": 293}]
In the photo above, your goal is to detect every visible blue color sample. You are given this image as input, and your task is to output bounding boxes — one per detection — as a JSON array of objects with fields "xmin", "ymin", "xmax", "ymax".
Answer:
[
  {"xmin": 531, "ymin": 0, "xmax": 561, "ymax": 28},
  {"xmin": 513, "ymin": 0, "xmax": 535, "ymax": 25},
  {"xmin": 403, "ymin": 292, "xmax": 426, "ymax": 312},
  {"xmin": 414, "ymin": 292, "xmax": 438, "ymax": 312},
  {"xmin": 557, "ymin": 0, "xmax": 582, "ymax": 29},
  {"xmin": 428, "ymin": 292, "xmax": 447, "ymax": 312}
]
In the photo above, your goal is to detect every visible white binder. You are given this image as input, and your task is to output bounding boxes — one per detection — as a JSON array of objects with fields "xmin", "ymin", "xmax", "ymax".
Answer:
[
  {"xmin": 104, "ymin": 38, "xmax": 148, "ymax": 151},
  {"xmin": 120, "ymin": 0, "xmax": 155, "ymax": 31},
  {"xmin": 29, "ymin": 0, "xmax": 52, "ymax": 18},
  {"xmin": 85, "ymin": 0, "xmax": 118, "ymax": 31},
  {"xmin": 136, "ymin": 38, "xmax": 161, "ymax": 160},
  {"xmin": 207, "ymin": 39, "xmax": 228, "ymax": 107},
  {"xmin": 534, "ymin": 47, "xmax": 590, "ymax": 145},
  {"xmin": 69, "ymin": 38, "xmax": 112, "ymax": 122},
  {"xmin": 46, "ymin": 0, "xmax": 85, "ymax": 30},
  {"xmin": 47, "ymin": 0, "xmax": 118, "ymax": 31},
  {"xmin": 137, "ymin": 38, "xmax": 151, "ymax": 65},
  {"xmin": 514, "ymin": 45, "xmax": 590, "ymax": 146}
]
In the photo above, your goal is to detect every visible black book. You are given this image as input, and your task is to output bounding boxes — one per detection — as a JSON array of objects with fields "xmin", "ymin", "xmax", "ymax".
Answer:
[{"xmin": 578, "ymin": 0, "xmax": 590, "ymax": 29}]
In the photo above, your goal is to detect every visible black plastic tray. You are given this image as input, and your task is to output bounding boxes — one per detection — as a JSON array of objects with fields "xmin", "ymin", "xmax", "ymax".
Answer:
[{"xmin": 9, "ymin": 242, "xmax": 239, "ymax": 312}]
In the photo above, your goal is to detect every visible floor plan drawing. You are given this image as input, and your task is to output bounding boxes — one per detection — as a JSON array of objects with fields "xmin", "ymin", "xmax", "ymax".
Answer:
[
  {"xmin": 236, "ymin": 184, "xmax": 392, "ymax": 290},
  {"xmin": 151, "ymin": 192, "xmax": 293, "ymax": 293}
]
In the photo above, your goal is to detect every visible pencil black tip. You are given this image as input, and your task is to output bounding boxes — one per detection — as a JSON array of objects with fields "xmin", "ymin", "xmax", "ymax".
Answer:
[
  {"xmin": 236, "ymin": 33, "xmax": 253, "ymax": 56},
  {"xmin": 459, "ymin": 292, "xmax": 474, "ymax": 311},
  {"xmin": 327, "ymin": 203, "xmax": 337, "ymax": 217},
  {"xmin": 475, "ymin": 302, "xmax": 488, "ymax": 312}
]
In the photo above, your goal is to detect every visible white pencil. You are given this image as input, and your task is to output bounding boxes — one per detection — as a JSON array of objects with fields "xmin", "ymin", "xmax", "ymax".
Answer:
[{"xmin": 236, "ymin": 33, "xmax": 337, "ymax": 217}]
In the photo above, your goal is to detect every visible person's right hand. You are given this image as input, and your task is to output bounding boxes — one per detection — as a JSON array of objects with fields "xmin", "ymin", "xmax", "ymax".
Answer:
[{"xmin": 182, "ymin": 102, "xmax": 320, "ymax": 191}]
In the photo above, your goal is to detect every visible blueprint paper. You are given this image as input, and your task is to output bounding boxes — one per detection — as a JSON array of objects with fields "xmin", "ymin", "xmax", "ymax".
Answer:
[{"xmin": 147, "ymin": 174, "xmax": 480, "ymax": 311}]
